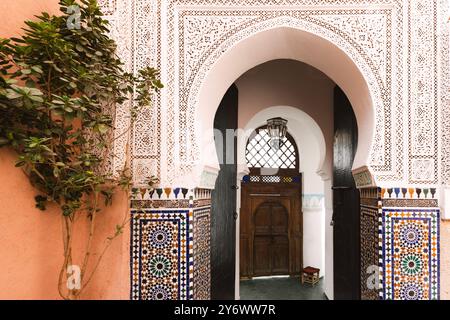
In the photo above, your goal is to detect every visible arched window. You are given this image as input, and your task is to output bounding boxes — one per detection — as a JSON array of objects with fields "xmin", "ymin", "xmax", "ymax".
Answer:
[{"xmin": 245, "ymin": 126, "xmax": 299, "ymax": 170}]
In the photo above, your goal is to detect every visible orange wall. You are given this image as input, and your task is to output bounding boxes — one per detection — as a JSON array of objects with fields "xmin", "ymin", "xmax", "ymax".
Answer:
[{"xmin": 0, "ymin": 1, "xmax": 130, "ymax": 300}]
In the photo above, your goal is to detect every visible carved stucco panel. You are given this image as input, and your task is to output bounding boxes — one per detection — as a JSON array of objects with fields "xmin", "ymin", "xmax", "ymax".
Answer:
[
  {"xmin": 179, "ymin": 10, "xmax": 396, "ymax": 186},
  {"xmin": 99, "ymin": 0, "xmax": 447, "ymax": 188},
  {"xmin": 408, "ymin": 0, "xmax": 439, "ymax": 184},
  {"xmin": 440, "ymin": 0, "xmax": 450, "ymax": 185}
]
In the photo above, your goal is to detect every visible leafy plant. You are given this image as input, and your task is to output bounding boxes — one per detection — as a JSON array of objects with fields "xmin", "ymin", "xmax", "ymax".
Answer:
[{"xmin": 0, "ymin": 0, "xmax": 162, "ymax": 299}]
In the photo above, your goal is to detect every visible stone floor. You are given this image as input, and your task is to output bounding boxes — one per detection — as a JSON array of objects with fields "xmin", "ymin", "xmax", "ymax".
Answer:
[{"xmin": 240, "ymin": 276, "xmax": 326, "ymax": 300}]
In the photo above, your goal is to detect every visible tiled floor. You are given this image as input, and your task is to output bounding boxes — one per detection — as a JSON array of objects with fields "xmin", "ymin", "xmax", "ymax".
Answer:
[{"xmin": 240, "ymin": 276, "xmax": 326, "ymax": 300}]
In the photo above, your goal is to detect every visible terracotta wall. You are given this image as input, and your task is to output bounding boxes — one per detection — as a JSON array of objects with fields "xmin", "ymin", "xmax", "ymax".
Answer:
[{"xmin": 0, "ymin": 1, "xmax": 130, "ymax": 300}]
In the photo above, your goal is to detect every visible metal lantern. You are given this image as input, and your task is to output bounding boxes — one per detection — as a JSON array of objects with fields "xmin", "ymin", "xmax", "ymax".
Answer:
[{"xmin": 266, "ymin": 117, "xmax": 288, "ymax": 151}]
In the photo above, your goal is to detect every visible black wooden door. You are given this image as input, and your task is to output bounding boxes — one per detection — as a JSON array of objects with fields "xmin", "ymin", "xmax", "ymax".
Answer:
[
  {"xmin": 332, "ymin": 86, "xmax": 361, "ymax": 300},
  {"xmin": 211, "ymin": 84, "xmax": 238, "ymax": 300}
]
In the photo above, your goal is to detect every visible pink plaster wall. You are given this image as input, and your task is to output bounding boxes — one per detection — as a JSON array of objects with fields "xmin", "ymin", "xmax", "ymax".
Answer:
[{"xmin": 0, "ymin": 1, "xmax": 130, "ymax": 300}]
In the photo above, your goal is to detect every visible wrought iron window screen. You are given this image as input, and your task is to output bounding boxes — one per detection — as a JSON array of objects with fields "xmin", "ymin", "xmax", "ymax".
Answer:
[{"xmin": 246, "ymin": 127, "xmax": 299, "ymax": 170}]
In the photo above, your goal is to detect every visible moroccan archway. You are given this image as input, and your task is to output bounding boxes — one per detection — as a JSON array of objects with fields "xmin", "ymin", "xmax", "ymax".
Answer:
[
  {"xmin": 187, "ymin": 17, "xmax": 380, "ymax": 187},
  {"xmin": 99, "ymin": 0, "xmax": 445, "ymax": 302}
]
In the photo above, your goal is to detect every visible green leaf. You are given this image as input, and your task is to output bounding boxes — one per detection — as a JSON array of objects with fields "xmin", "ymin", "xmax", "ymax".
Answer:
[
  {"xmin": 29, "ymin": 95, "xmax": 44, "ymax": 103},
  {"xmin": 0, "ymin": 137, "xmax": 9, "ymax": 146},
  {"xmin": 31, "ymin": 66, "xmax": 43, "ymax": 74},
  {"xmin": 51, "ymin": 99, "xmax": 64, "ymax": 105},
  {"xmin": 5, "ymin": 79, "xmax": 17, "ymax": 85},
  {"xmin": 95, "ymin": 123, "xmax": 109, "ymax": 134},
  {"xmin": 53, "ymin": 65, "xmax": 62, "ymax": 72},
  {"xmin": 34, "ymin": 195, "xmax": 47, "ymax": 211},
  {"xmin": 15, "ymin": 160, "xmax": 26, "ymax": 167},
  {"xmin": 5, "ymin": 87, "xmax": 22, "ymax": 99},
  {"xmin": 28, "ymin": 88, "xmax": 43, "ymax": 96}
]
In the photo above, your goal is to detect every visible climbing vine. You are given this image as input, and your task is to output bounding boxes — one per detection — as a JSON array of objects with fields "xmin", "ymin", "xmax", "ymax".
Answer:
[{"xmin": 0, "ymin": 0, "xmax": 162, "ymax": 299}]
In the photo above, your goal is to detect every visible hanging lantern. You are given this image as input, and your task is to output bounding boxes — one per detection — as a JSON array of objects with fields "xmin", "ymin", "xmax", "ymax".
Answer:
[{"xmin": 266, "ymin": 117, "xmax": 288, "ymax": 151}]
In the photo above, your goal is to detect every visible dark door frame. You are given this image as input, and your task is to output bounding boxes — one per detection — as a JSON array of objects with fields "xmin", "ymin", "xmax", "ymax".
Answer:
[
  {"xmin": 210, "ymin": 84, "xmax": 239, "ymax": 300},
  {"xmin": 332, "ymin": 85, "xmax": 361, "ymax": 300}
]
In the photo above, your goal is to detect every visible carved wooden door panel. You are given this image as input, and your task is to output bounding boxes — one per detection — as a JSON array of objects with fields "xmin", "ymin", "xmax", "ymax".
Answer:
[
  {"xmin": 253, "ymin": 202, "xmax": 272, "ymax": 275},
  {"xmin": 269, "ymin": 203, "xmax": 290, "ymax": 274},
  {"xmin": 253, "ymin": 202, "xmax": 289, "ymax": 276},
  {"xmin": 240, "ymin": 180, "xmax": 302, "ymax": 279}
]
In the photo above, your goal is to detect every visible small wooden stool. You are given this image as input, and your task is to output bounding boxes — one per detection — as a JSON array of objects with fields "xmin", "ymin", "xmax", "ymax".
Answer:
[{"xmin": 301, "ymin": 266, "xmax": 320, "ymax": 287}]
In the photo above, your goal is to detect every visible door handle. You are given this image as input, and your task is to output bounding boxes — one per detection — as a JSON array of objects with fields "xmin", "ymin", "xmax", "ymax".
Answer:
[
  {"xmin": 233, "ymin": 211, "xmax": 238, "ymax": 220},
  {"xmin": 231, "ymin": 185, "xmax": 239, "ymax": 190}
]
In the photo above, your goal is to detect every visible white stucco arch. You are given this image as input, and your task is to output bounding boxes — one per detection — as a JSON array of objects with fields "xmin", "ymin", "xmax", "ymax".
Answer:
[
  {"xmin": 190, "ymin": 19, "xmax": 377, "ymax": 299},
  {"xmin": 238, "ymin": 106, "xmax": 327, "ymax": 182},
  {"xmin": 192, "ymin": 19, "xmax": 377, "ymax": 186}
]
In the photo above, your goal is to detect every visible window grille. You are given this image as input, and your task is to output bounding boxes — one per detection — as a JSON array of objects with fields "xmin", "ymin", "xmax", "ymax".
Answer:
[{"xmin": 246, "ymin": 128, "xmax": 298, "ymax": 169}]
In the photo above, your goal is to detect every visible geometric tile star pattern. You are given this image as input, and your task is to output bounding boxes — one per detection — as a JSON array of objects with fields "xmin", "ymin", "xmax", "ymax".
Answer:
[
  {"xmin": 381, "ymin": 209, "xmax": 440, "ymax": 300},
  {"xmin": 130, "ymin": 209, "xmax": 192, "ymax": 300},
  {"xmin": 129, "ymin": 189, "xmax": 212, "ymax": 301}
]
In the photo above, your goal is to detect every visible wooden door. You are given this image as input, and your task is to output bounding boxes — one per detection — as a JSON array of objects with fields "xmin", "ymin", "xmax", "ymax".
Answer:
[
  {"xmin": 253, "ymin": 202, "xmax": 290, "ymax": 276},
  {"xmin": 333, "ymin": 86, "xmax": 361, "ymax": 300},
  {"xmin": 240, "ymin": 180, "xmax": 302, "ymax": 279},
  {"xmin": 211, "ymin": 84, "xmax": 238, "ymax": 300}
]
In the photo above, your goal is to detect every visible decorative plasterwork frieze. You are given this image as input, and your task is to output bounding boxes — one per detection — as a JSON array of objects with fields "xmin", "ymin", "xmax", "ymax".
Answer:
[
  {"xmin": 98, "ymin": 0, "xmax": 117, "ymax": 16},
  {"xmin": 407, "ymin": 0, "xmax": 440, "ymax": 184},
  {"xmin": 439, "ymin": 0, "xmax": 450, "ymax": 185},
  {"xmin": 177, "ymin": 6, "xmax": 397, "ymax": 185},
  {"xmin": 100, "ymin": 0, "xmax": 162, "ymax": 184},
  {"xmin": 99, "ymin": 0, "xmax": 445, "ymax": 188}
]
